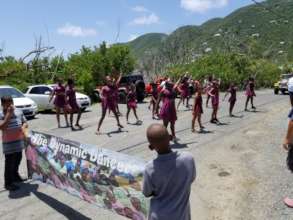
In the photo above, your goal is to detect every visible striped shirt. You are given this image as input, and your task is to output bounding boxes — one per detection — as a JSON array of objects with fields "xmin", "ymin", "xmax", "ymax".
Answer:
[{"xmin": 0, "ymin": 109, "xmax": 26, "ymax": 155}]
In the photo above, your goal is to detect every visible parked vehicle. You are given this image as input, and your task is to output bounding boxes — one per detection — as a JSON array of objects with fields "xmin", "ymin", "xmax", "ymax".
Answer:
[
  {"xmin": 274, "ymin": 73, "xmax": 293, "ymax": 95},
  {"xmin": 25, "ymin": 85, "xmax": 91, "ymax": 111},
  {"xmin": 0, "ymin": 85, "xmax": 38, "ymax": 118},
  {"xmin": 94, "ymin": 74, "xmax": 146, "ymax": 103},
  {"xmin": 119, "ymin": 75, "xmax": 146, "ymax": 103}
]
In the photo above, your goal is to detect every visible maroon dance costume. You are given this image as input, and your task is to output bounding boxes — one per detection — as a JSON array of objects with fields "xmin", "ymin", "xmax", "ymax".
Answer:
[
  {"xmin": 101, "ymin": 85, "xmax": 117, "ymax": 112},
  {"xmin": 66, "ymin": 85, "xmax": 79, "ymax": 110},
  {"xmin": 245, "ymin": 81, "xmax": 256, "ymax": 97},
  {"xmin": 127, "ymin": 90, "xmax": 137, "ymax": 109},
  {"xmin": 113, "ymin": 85, "xmax": 119, "ymax": 108},
  {"xmin": 205, "ymin": 81, "xmax": 213, "ymax": 94},
  {"xmin": 179, "ymin": 81, "xmax": 189, "ymax": 99},
  {"xmin": 151, "ymin": 89, "xmax": 159, "ymax": 104},
  {"xmin": 228, "ymin": 86, "xmax": 237, "ymax": 105},
  {"xmin": 193, "ymin": 95, "xmax": 203, "ymax": 115},
  {"xmin": 53, "ymin": 84, "xmax": 66, "ymax": 108},
  {"xmin": 210, "ymin": 86, "xmax": 220, "ymax": 108},
  {"xmin": 159, "ymin": 88, "xmax": 177, "ymax": 122}
]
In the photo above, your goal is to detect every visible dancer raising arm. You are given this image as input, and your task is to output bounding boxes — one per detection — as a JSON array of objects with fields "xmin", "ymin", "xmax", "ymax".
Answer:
[
  {"xmin": 156, "ymin": 78, "xmax": 180, "ymax": 140},
  {"xmin": 96, "ymin": 74, "xmax": 123, "ymax": 135}
]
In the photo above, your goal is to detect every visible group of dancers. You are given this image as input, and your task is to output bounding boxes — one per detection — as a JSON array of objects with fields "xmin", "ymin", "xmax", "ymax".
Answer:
[{"xmin": 48, "ymin": 73, "xmax": 256, "ymax": 139}]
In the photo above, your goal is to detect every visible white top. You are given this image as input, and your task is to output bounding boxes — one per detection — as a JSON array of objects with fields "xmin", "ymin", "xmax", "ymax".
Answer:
[{"xmin": 288, "ymin": 77, "xmax": 293, "ymax": 92}]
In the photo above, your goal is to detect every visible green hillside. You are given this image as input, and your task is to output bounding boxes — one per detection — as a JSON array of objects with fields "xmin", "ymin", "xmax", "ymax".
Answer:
[
  {"xmin": 126, "ymin": 0, "xmax": 293, "ymax": 66},
  {"xmin": 126, "ymin": 33, "xmax": 168, "ymax": 58}
]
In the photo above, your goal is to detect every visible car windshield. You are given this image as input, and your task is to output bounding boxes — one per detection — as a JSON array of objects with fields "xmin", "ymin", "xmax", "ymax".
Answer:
[
  {"xmin": 0, "ymin": 88, "xmax": 25, "ymax": 99},
  {"xmin": 282, "ymin": 74, "xmax": 293, "ymax": 79}
]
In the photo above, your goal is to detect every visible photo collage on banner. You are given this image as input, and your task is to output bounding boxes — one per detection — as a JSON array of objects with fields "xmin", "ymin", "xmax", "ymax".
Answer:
[{"xmin": 25, "ymin": 131, "xmax": 149, "ymax": 220}]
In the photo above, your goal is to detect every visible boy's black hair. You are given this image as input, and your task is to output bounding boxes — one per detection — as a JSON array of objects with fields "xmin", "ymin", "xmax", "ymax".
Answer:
[
  {"xmin": 1, "ymin": 96, "xmax": 13, "ymax": 105},
  {"xmin": 67, "ymin": 78, "xmax": 74, "ymax": 85}
]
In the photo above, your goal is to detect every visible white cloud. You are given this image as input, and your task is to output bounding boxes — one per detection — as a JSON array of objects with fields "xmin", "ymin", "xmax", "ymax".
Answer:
[
  {"xmin": 132, "ymin": 6, "xmax": 149, "ymax": 12},
  {"xmin": 130, "ymin": 13, "xmax": 160, "ymax": 25},
  {"xmin": 57, "ymin": 23, "xmax": 97, "ymax": 37},
  {"xmin": 180, "ymin": 0, "xmax": 229, "ymax": 13},
  {"xmin": 129, "ymin": 34, "xmax": 139, "ymax": 41}
]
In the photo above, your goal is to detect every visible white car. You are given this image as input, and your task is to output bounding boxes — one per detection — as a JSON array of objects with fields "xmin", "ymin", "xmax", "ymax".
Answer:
[
  {"xmin": 0, "ymin": 86, "xmax": 38, "ymax": 118},
  {"xmin": 24, "ymin": 85, "xmax": 91, "ymax": 111}
]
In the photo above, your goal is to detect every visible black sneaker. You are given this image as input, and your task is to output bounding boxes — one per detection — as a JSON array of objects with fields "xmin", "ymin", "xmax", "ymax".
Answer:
[
  {"xmin": 14, "ymin": 174, "xmax": 27, "ymax": 183},
  {"xmin": 5, "ymin": 183, "xmax": 20, "ymax": 191}
]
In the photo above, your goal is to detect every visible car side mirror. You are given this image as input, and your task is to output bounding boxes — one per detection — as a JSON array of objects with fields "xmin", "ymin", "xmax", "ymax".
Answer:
[{"xmin": 44, "ymin": 91, "xmax": 51, "ymax": 95}]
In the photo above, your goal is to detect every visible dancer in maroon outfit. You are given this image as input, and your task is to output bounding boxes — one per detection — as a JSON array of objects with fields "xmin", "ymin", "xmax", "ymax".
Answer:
[
  {"xmin": 150, "ymin": 82, "xmax": 159, "ymax": 119},
  {"xmin": 245, "ymin": 77, "xmax": 256, "ymax": 111},
  {"xmin": 177, "ymin": 76, "xmax": 190, "ymax": 110},
  {"xmin": 96, "ymin": 75, "xmax": 123, "ymax": 135},
  {"xmin": 156, "ymin": 79, "xmax": 180, "ymax": 140},
  {"xmin": 223, "ymin": 83, "xmax": 237, "ymax": 117},
  {"xmin": 66, "ymin": 79, "xmax": 82, "ymax": 130},
  {"xmin": 126, "ymin": 83, "xmax": 141, "ymax": 124},
  {"xmin": 208, "ymin": 80, "xmax": 220, "ymax": 124},
  {"xmin": 49, "ymin": 78, "xmax": 69, "ymax": 128},
  {"xmin": 192, "ymin": 83, "xmax": 204, "ymax": 133},
  {"xmin": 205, "ymin": 76, "xmax": 213, "ymax": 108}
]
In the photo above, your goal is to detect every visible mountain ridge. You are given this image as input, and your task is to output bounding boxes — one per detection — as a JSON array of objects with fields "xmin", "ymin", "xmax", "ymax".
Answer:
[{"xmin": 125, "ymin": 0, "xmax": 293, "ymax": 66}]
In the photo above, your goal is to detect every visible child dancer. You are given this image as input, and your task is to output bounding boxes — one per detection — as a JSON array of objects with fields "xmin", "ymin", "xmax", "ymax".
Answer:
[
  {"xmin": 66, "ymin": 79, "xmax": 82, "ymax": 130},
  {"xmin": 192, "ymin": 84, "xmax": 204, "ymax": 133},
  {"xmin": 205, "ymin": 75, "xmax": 213, "ymax": 108},
  {"xmin": 245, "ymin": 77, "xmax": 256, "ymax": 111},
  {"xmin": 49, "ymin": 78, "xmax": 69, "ymax": 128},
  {"xmin": 150, "ymin": 82, "xmax": 159, "ymax": 119},
  {"xmin": 208, "ymin": 80, "xmax": 220, "ymax": 124},
  {"xmin": 109, "ymin": 76, "xmax": 122, "ymax": 116},
  {"xmin": 177, "ymin": 77, "xmax": 190, "ymax": 110},
  {"xmin": 126, "ymin": 83, "xmax": 141, "ymax": 124},
  {"xmin": 223, "ymin": 83, "xmax": 237, "ymax": 117},
  {"xmin": 96, "ymin": 75, "xmax": 123, "ymax": 135},
  {"xmin": 156, "ymin": 79, "xmax": 180, "ymax": 140}
]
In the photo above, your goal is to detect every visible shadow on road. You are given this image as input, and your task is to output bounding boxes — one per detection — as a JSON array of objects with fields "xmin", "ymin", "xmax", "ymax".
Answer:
[
  {"xmin": 248, "ymin": 109, "xmax": 268, "ymax": 114},
  {"xmin": 216, "ymin": 122, "xmax": 230, "ymax": 126},
  {"xmin": 9, "ymin": 182, "xmax": 91, "ymax": 220},
  {"xmin": 230, "ymin": 115, "xmax": 244, "ymax": 119},
  {"xmin": 198, "ymin": 130, "xmax": 214, "ymax": 134},
  {"xmin": 171, "ymin": 141, "xmax": 197, "ymax": 149},
  {"xmin": 106, "ymin": 129, "xmax": 129, "ymax": 137}
]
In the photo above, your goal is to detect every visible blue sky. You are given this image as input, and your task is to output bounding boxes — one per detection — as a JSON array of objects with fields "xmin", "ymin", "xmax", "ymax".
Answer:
[{"xmin": 0, "ymin": 0, "xmax": 254, "ymax": 58}]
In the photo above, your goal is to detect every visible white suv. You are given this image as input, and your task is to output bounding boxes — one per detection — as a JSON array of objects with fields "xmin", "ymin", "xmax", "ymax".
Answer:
[
  {"xmin": 25, "ymin": 85, "xmax": 91, "ymax": 111},
  {"xmin": 0, "ymin": 86, "xmax": 38, "ymax": 118}
]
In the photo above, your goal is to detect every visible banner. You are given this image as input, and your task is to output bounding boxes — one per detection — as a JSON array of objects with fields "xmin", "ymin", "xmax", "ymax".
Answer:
[{"xmin": 26, "ymin": 131, "xmax": 149, "ymax": 219}]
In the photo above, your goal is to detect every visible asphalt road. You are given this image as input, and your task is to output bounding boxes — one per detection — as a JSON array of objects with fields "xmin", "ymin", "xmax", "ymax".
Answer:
[{"xmin": 0, "ymin": 90, "xmax": 292, "ymax": 220}]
